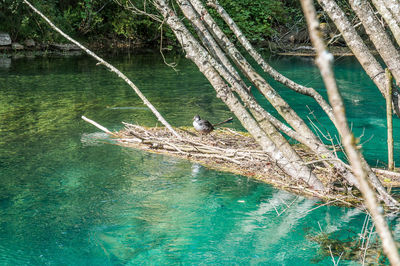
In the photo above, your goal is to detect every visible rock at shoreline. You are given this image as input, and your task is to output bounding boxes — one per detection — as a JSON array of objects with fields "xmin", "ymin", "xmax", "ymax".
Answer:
[
  {"xmin": 0, "ymin": 33, "xmax": 12, "ymax": 46},
  {"xmin": 24, "ymin": 39, "xmax": 35, "ymax": 47},
  {"xmin": 51, "ymin": 43, "xmax": 80, "ymax": 51},
  {"xmin": 12, "ymin": 43, "xmax": 24, "ymax": 50}
]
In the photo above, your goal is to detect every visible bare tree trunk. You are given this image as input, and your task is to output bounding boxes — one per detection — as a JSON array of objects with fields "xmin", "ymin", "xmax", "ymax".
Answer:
[
  {"xmin": 22, "ymin": 0, "xmax": 183, "ymax": 140},
  {"xmin": 171, "ymin": 0, "xmax": 398, "ymax": 204},
  {"xmin": 386, "ymin": 69, "xmax": 394, "ymax": 171},
  {"xmin": 371, "ymin": 0, "xmax": 400, "ymax": 46},
  {"xmin": 384, "ymin": 0, "xmax": 400, "ymax": 26},
  {"xmin": 349, "ymin": 0, "xmax": 400, "ymax": 86},
  {"xmin": 153, "ymin": 0, "xmax": 325, "ymax": 190},
  {"xmin": 207, "ymin": 0, "xmax": 336, "ymax": 125},
  {"xmin": 301, "ymin": 0, "xmax": 400, "ymax": 264}
]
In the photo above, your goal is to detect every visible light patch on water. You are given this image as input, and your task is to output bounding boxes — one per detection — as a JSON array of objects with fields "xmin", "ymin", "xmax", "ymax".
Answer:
[
  {"xmin": 191, "ymin": 163, "xmax": 202, "ymax": 177},
  {"xmin": 106, "ymin": 106, "xmax": 149, "ymax": 110},
  {"xmin": 81, "ymin": 132, "xmax": 110, "ymax": 146}
]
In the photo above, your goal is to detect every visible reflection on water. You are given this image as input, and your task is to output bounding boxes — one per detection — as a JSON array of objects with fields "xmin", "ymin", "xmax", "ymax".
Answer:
[{"xmin": 0, "ymin": 52, "xmax": 398, "ymax": 264}]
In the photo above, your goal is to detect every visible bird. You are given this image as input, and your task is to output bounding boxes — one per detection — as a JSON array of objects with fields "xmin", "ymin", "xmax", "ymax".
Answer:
[{"xmin": 193, "ymin": 115, "xmax": 233, "ymax": 135}]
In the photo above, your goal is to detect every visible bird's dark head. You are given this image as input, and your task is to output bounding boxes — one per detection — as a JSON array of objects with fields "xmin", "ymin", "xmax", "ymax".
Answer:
[{"xmin": 193, "ymin": 115, "xmax": 201, "ymax": 121}]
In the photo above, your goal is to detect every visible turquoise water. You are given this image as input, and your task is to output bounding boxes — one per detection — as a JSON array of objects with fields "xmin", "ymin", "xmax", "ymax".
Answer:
[{"xmin": 0, "ymin": 51, "xmax": 398, "ymax": 265}]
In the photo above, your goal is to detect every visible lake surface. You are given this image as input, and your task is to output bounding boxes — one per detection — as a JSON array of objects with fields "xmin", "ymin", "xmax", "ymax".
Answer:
[{"xmin": 0, "ymin": 51, "xmax": 399, "ymax": 265}]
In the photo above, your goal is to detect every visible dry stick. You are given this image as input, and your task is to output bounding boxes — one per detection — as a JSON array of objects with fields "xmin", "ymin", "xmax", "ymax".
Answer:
[
  {"xmin": 386, "ymin": 69, "xmax": 394, "ymax": 171},
  {"xmin": 81, "ymin": 116, "xmax": 117, "ymax": 136},
  {"xmin": 300, "ymin": 0, "xmax": 400, "ymax": 264},
  {"xmin": 23, "ymin": 0, "xmax": 182, "ymax": 140}
]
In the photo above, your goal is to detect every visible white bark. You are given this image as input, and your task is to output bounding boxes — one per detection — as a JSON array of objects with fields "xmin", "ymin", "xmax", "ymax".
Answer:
[{"xmin": 176, "ymin": 0, "xmax": 317, "ymax": 185}]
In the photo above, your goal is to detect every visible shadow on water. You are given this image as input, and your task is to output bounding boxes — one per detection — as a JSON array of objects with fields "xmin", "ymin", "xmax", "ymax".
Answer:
[{"xmin": 0, "ymin": 51, "xmax": 398, "ymax": 264}]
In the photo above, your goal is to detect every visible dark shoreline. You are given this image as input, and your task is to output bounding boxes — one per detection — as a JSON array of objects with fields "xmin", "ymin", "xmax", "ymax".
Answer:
[{"xmin": 0, "ymin": 41, "xmax": 361, "ymax": 59}]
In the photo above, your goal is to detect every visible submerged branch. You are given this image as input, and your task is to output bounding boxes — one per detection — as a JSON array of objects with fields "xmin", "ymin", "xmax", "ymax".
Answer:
[{"xmin": 81, "ymin": 116, "xmax": 117, "ymax": 136}]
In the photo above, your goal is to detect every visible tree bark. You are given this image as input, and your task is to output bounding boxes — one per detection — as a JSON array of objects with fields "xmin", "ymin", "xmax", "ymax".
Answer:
[
  {"xmin": 384, "ymin": 0, "xmax": 400, "ymax": 26},
  {"xmin": 301, "ymin": 0, "xmax": 400, "ymax": 264},
  {"xmin": 317, "ymin": 0, "xmax": 387, "ymax": 97},
  {"xmin": 206, "ymin": 0, "xmax": 369, "ymax": 190},
  {"xmin": 313, "ymin": 0, "xmax": 400, "ymax": 207},
  {"xmin": 371, "ymin": 0, "xmax": 400, "ymax": 46},
  {"xmin": 349, "ymin": 0, "xmax": 400, "ymax": 87},
  {"xmin": 153, "ymin": 0, "xmax": 325, "ymax": 190}
]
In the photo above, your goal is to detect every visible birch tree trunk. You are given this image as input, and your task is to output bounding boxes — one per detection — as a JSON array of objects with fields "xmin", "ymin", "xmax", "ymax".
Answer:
[
  {"xmin": 176, "ymin": 0, "xmax": 312, "ymax": 176},
  {"xmin": 193, "ymin": 0, "xmax": 366, "ymax": 189},
  {"xmin": 301, "ymin": 1, "xmax": 400, "ymax": 264},
  {"xmin": 176, "ymin": 0, "xmax": 323, "ymax": 165},
  {"xmin": 159, "ymin": 0, "xmax": 399, "ymax": 205}
]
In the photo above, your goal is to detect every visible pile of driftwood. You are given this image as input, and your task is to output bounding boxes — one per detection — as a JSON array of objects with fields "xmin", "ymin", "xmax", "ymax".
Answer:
[{"xmin": 79, "ymin": 117, "xmax": 399, "ymax": 206}]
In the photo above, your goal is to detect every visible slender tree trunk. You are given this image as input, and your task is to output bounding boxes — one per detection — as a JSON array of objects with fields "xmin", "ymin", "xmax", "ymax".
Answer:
[
  {"xmin": 349, "ymin": 0, "xmax": 400, "ymax": 86},
  {"xmin": 153, "ymin": 0, "xmax": 325, "ymax": 190},
  {"xmin": 386, "ymin": 69, "xmax": 394, "ymax": 170},
  {"xmin": 301, "ymin": 1, "xmax": 400, "ymax": 264}
]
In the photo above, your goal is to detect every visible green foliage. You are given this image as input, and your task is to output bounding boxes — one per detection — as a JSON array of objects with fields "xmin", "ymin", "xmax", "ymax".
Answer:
[
  {"xmin": 0, "ymin": 0, "xmax": 159, "ymax": 44},
  {"xmin": 208, "ymin": 0, "xmax": 292, "ymax": 42},
  {"xmin": 0, "ymin": 0, "xmax": 305, "ymax": 46}
]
